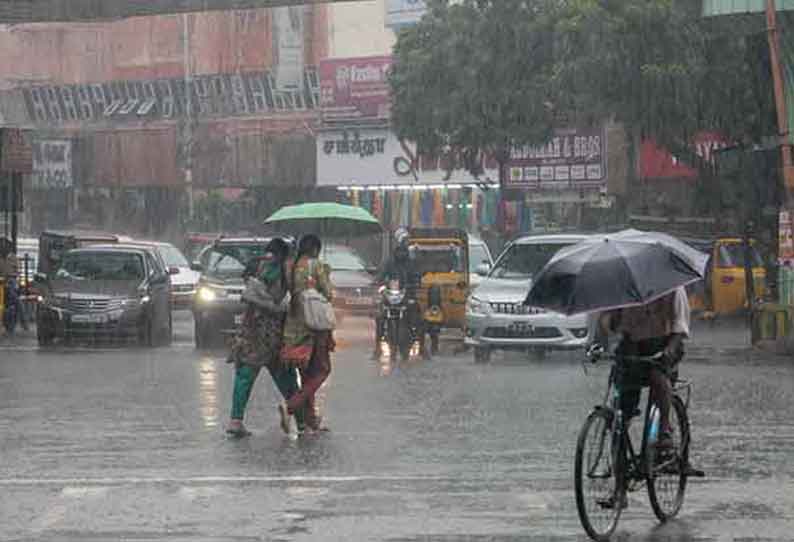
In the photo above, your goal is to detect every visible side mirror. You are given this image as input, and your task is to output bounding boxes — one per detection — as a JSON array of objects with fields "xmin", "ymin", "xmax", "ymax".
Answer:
[
  {"xmin": 366, "ymin": 266, "xmax": 378, "ymax": 275},
  {"xmin": 34, "ymin": 272, "xmax": 48, "ymax": 284},
  {"xmin": 190, "ymin": 261, "xmax": 203, "ymax": 272},
  {"xmin": 475, "ymin": 263, "xmax": 491, "ymax": 276},
  {"xmin": 168, "ymin": 266, "xmax": 180, "ymax": 276}
]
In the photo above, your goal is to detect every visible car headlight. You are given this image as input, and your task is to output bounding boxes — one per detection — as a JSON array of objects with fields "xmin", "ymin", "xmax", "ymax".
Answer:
[
  {"xmin": 197, "ymin": 285, "xmax": 225, "ymax": 303},
  {"xmin": 466, "ymin": 296, "xmax": 491, "ymax": 315}
]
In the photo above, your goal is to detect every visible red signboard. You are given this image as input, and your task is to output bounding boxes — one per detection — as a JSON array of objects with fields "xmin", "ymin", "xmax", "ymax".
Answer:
[
  {"xmin": 319, "ymin": 56, "xmax": 392, "ymax": 121},
  {"xmin": 640, "ymin": 132, "xmax": 729, "ymax": 180}
]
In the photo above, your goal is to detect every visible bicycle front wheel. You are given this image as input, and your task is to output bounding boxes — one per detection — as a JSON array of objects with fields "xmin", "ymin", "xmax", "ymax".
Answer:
[
  {"xmin": 647, "ymin": 395, "xmax": 690, "ymax": 522},
  {"xmin": 575, "ymin": 408, "xmax": 622, "ymax": 542}
]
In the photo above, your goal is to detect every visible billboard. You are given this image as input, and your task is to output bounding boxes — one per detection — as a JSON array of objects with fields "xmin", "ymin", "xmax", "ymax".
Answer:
[
  {"xmin": 18, "ymin": 68, "xmax": 321, "ymax": 125},
  {"xmin": 319, "ymin": 56, "xmax": 392, "ymax": 122},
  {"xmin": 505, "ymin": 127, "xmax": 607, "ymax": 190},
  {"xmin": 385, "ymin": 0, "xmax": 427, "ymax": 28}
]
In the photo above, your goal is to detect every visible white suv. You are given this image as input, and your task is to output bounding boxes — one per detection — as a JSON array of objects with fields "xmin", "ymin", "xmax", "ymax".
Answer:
[{"xmin": 465, "ymin": 234, "xmax": 594, "ymax": 363}]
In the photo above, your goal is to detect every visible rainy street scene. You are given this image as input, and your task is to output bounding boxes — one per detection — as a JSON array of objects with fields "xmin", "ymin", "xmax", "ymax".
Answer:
[{"xmin": 1, "ymin": 1, "xmax": 794, "ymax": 541}]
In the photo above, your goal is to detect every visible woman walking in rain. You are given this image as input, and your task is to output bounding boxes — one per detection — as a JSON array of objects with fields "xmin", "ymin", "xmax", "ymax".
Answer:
[
  {"xmin": 226, "ymin": 238, "xmax": 303, "ymax": 438},
  {"xmin": 279, "ymin": 234, "xmax": 335, "ymax": 434}
]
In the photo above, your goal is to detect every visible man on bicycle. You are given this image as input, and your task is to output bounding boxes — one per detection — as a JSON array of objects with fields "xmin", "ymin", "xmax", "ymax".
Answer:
[{"xmin": 600, "ymin": 286, "xmax": 690, "ymax": 452}]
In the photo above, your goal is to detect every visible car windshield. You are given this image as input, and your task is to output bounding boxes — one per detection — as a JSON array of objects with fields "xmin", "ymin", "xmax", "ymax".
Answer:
[
  {"xmin": 158, "ymin": 244, "xmax": 189, "ymax": 268},
  {"xmin": 469, "ymin": 244, "xmax": 491, "ymax": 273},
  {"xmin": 491, "ymin": 243, "xmax": 573, "ymax": 279},
  {"xmin": 411, "ymin": 245, "xmax": 465, "ymax": 275},
  {"xmin": 717, "ymin": 243, "xmax": 764, "ymax": 268},
  {"xmin": 56, "ymin": 251, "xmax": 145, "ymax": 281},
  {"xmin": 323, "ymin": 246, "xmax": 367, "ymax": 271},
  {"xmin": 204, "ymin": 244, "xmax": 268, "ymax": 278}
]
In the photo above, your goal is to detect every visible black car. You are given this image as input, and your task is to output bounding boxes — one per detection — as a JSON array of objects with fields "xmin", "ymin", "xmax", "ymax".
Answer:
[
  {"xmin": 191, "ymin": 237, "xmax": 272, "ymax": 348},
  {"xmin": 322, "ymin": 243, "xmax": 378, "ymax": 319},
  {"xmin": 36, "ymin": 244, "xmax": 173, "ymax": 347}
]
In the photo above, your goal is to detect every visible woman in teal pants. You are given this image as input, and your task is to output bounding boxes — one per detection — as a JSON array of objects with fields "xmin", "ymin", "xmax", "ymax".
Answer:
[{"xmin": 226, "ymin": 238, "xmax": 302, "ymax": 437}]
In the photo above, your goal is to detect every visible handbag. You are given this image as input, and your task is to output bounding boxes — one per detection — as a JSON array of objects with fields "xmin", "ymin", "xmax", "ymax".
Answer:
[
  {"xmin": 280, "ymin": 343, "xmax": 313, "ymax": 369},
  {"xmin": 301, "ymin": 260, "xmax": 336, "ymax": 331}
]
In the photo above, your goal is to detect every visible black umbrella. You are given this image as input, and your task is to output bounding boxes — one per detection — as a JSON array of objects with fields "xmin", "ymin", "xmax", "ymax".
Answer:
[{"xmin": 525, "ymin": 238, "xmax": 704, "ymax": 316}]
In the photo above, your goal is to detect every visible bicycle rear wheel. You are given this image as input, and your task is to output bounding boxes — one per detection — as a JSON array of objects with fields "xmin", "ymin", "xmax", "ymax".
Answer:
[
  {"xmin": 647, "ymin": 395, "xmax": 689, "ymax": 521},
  {"xmin": 575, "ymin": 408, "xmax": 622, "ymax": 541}
]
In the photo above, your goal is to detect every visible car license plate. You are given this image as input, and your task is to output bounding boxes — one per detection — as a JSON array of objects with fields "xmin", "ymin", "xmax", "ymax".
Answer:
[
  {"xmin": 234, "ymin": 314, "xmax": 243, "ymax": 325},
  {"xmin": 72, "ymin": 313, "xmax": 106, "ymax": 324},
  {"xmin": 348, "ymin": 297, "xmax": 373, "ymax": 306}
]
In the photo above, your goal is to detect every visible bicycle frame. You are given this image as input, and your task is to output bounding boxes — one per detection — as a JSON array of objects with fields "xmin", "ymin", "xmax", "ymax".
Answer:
[{"xmin": 599, "ymin": 357, "xmax": 692, "ymax": 494}]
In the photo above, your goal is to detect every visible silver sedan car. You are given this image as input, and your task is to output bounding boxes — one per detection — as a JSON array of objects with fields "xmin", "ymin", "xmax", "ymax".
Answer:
[{"xmin": 465, "ymin": 234, "xmax": 595, "ymax": 363}]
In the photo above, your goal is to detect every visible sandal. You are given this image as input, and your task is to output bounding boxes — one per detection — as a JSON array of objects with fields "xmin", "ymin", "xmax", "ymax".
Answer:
[{"xmin": 226, "ymin": 420, "xmax": 251, "ymax": 438}]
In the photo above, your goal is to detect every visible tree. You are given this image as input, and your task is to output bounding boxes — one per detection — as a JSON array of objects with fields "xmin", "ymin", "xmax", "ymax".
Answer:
[
  {"xmin": 389, "ymin": 0, "xmax": 559, "ymax": 180},
  {"xmin": 552, "ymin": 0, "xmax": 781, "ymax": 210}
]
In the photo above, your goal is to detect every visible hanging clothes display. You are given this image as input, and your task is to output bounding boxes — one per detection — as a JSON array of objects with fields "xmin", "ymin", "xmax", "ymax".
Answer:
[
  {"xmin": 411, "ymin": 190, "xmax": 422, "ymax": 226},
  {"xmin": 419, "ymin": 190, "xmax": 431, "ymax": 226},
  {"xmin": 401, "ymin": 190, "xmax": 412, "ymax": 226},
  {"xmin": 372, "ymin": 190, "xmax": 383, "ymax": 222},
  {"xmin": 432, "ymin": 189, "xmax": 444, "ymax": 226}
]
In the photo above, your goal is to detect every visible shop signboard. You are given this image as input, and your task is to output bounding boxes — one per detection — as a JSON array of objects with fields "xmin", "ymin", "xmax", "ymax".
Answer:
[
  {"xmin": 385, "ymin": 0, "xmax": 427, "ymax": 28},
  {"xmin": 317, "ymin": 128, "xmax": 499, "ymax": 186},
  {"xmin": 0, "ymin": 128, "xmax": 33, "ymax": 173},
  {"xmin": 780, "ymin": 210, "xmax": 794, "ymax": 262},
  {"xmin": 319, "ymin": 56, "xmax": 392, "ymax": 122},
  {"xmin": 19, "ymin": 68, "xmax": 320, "ymax": 125},
  {"xmin": 32, "ymin": 139, "xmax": 73, "ymax": 189},
  {"xmin": 505, "ymin": 127, "xmax": 606, "ymax": 190}
]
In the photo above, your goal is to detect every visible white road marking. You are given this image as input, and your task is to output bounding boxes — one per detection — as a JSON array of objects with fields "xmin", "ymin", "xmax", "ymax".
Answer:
[{"xmin": 0, "ymin": 474, "xmax": 455, "ymax": 487}]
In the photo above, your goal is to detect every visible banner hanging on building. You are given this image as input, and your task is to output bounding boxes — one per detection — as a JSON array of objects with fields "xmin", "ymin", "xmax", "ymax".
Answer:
[
  {"xmin": 320, "ymin": 56, "xmax": 392, "ymax": 122},
  {"xmin": 15, "ymin": 68, "xmax": 320, "ymax": 126}
]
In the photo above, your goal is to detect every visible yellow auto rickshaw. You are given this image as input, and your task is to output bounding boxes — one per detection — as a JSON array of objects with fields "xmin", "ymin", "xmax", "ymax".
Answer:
[
  {"xmin": 405, "ymin": 228, "xmax": 469, "ymax": 355},
  {"xmin": 684, "ymin": 237, "xmax": 767, "ymax": 315}
]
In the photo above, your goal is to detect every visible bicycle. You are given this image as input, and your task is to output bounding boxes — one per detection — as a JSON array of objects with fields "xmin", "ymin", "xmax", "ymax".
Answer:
[{"xmin": 574, "ymin": 345, "xmax": 703, "ymax": 541}]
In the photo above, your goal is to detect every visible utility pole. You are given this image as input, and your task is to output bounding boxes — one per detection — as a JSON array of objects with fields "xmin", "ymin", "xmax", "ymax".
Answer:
[
  {"xmin": 182, "ymin": 13, "xmax": 195, "ymax": 223},
  {"xmin": 766, "ymin": 0, "xmax": 794, "ymax": 197}
]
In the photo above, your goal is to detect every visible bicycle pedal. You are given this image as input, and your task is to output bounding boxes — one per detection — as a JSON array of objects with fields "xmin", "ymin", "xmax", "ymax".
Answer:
[{"xmin": 684, "ymin": 465, "xmax": 705, "ymax": 478}]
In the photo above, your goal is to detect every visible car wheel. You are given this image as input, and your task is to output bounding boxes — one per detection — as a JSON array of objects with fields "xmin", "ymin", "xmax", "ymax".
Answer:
[
  {"xmin": 163, "ymin": 313, "xmax": 173, "ymax": 346},
  {"xmin": 474, "ymin": 346, "xmax": 491, "ymax": 364},
  {"xmin": 37, "ymin": 322, "xmax": 54, "ymax": 347},
  {"xmin": 194, "ymin": 316, "xmax": 204, "ymax": 349},
  {"xmin": 139, "ymin": 316, "xmax": 154, "ymax": 347}
]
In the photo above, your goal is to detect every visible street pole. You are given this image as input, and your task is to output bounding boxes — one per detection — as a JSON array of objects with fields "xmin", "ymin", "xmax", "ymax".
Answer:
[
  {"xmin": 182, "ymin": 13, "xmax": 195, "ymax": 223},
  {"xmin": 766, "ymin": 0, "xmax": 794, "ymax": 197}
]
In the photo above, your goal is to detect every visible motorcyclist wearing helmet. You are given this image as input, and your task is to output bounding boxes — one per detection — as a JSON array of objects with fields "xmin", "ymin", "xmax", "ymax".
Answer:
[{"xmin": 372, "ymin": 229, "xmax": 422, "ymax": 359}]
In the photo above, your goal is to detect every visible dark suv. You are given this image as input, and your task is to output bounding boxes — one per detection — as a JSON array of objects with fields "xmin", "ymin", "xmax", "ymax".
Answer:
[
  {"xmin": 191, "ymin": 237, "xmax": 272, "ymax": 348},
  {"xmin": 36, "ymin": 244, "xmax": 173, "ymax": 346}
]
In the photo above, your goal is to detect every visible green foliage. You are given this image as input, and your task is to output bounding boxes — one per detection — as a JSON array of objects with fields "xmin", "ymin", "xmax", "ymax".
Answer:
[
  {"xmin": 552, "ymin": 0, "xmax": 778, "ymax": 151},
  {"xmin": 390, "ymin": 0, "xmax": 560, "ymax": 170}
]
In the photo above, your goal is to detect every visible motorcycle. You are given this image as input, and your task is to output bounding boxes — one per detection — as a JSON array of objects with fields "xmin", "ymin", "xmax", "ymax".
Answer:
[{"xmin": 378, "ymin": 279, "xmax": 415, "ymax": 361}]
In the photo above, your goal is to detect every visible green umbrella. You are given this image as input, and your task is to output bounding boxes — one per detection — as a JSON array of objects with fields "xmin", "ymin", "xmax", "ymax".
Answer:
[{"xmin": 263, "ymin": 202, "xmax": 383, "ymax": 237}]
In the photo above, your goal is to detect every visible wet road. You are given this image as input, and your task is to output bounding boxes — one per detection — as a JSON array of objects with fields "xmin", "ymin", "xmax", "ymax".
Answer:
[{"xmin": 1, "ymin": 313, "xmax": 793, "ymax": 541}]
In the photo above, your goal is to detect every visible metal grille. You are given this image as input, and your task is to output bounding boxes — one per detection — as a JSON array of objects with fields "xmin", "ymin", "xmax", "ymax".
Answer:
[
  {"xmin": 172, "ymin": 284, "xmax": 195, "ymax": 293},
  {"xmin": 65, "ymin": 298, "xmax": 123, "ymax": 312},
  {"xmin": 489, "ymin": 302, "xmax": 545, "ymax": 315},
  {"xmin": 484, "ymin": 326, "xmax": 561, "ymax": 340}
]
